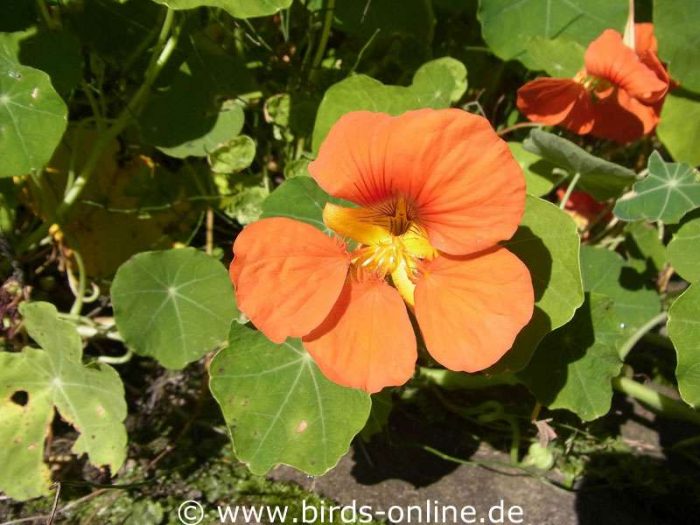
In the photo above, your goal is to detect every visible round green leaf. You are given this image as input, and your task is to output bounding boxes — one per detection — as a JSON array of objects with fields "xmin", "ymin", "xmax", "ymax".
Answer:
[
  {"xmin": 0, "ymin": 35, "xmax": 68, "ymax": 178},
  {"xmin": 580, "ymin": 245, "xmax": 661, "ymax": 350},
  {"xmin": 493, "ymin": 195, "xmax": 584, "ymax": 372},
  {"xmin": 613, "ymin": 151, "xmax": 700, "ymax": 225},
  {"xmin": 112, "ymin": 248, "xmax": 238, "ymax": 369},
  {"xmin": 668, "ymin": 216, "xmax": 700, "ymax": 283},
  {"xmin": 208, "ymin": 135, "xmax": 256, "ymax": 173},
  {"xmin": 657, "ymin": 91, "xmax": 700, "ymax": 167},
  {"xmin": 508, "ymin": 141, "xmax": 561, "ymax": 196},
  {"xmin": 522, "ymin": 36, "xmax": 585, "ymax": 77},
  {"xmin": 523, "ymin": 129, "xmax": 636, "ymax": 200},
  {"xmin": 518, "ymin": 293, "xmax": 623, "ymax": 421},
  {"xmin": 655, "ymin": 0, "xmax": 700, "ymax": 93},
  {"xmin": 477, "ymin": 0, "xmax": 627, "ymax": 68},
  {"xmin": 668, "ymin": 284, "xmax": 700, "ymax": 407},
  {"xmin": 150, "ymin": 0, "xmax": 293, "ymax": 18},
  {"xmin": 209, "ymin": 323, "xmax": 371, "ymax": 475},
  {"xmin": 312, "ymin": 58, "xmax": 467, "ymax": 151},
  {"xmin": 0, "ymin": 302, "xmax": 127, "ymax": 501}
]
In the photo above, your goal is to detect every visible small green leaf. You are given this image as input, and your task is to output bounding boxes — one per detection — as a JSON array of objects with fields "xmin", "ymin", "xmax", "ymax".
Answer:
[
  {"xmin": 508, "ymin": 142, "xmax": 562, "ymax": 196},
  {"xmin": 0, "ymin": 34, "xmax": 68, "ymax": 178},
  {"xmin": 523, "ymin": 130, "xmax": 636, "ymax": 200},
  {"xmin": 111, "ymin": 248, "xmax": 238, "ymax": 369},
  {"xmin": 613, "ymin": 152, "xmax": 700, "ymax": 224},
  {"xmin": 312, "ymin": 57, "xmax": 467, "ymax": 151},
  {"xmin": 412, "ymin": 57, "xmax": 468, "ymax": 106},
  {"xmin": 668, "ymin": 216, "xmax": 700, "ymax": 283},
  {"xmin": 261, "ymin": 177, "xmax": 353, "ymax": 234},
  {"xmin": 150, "ymin": 0, "xmax": 293, "ymax": 19},
  {"xmin": 0, "ymin": 302, "xmax": 127, "ymax": 501},
  {"xmin": 208, "ymin": 135, "xmax": 256, "ymax": 174},
  {"xmin": 519, "ymin": 293, "xmax": 624, "ymax": 421},
  {"xmin": 209, "ymin": 323, "xmax": 371, "ymax": 475},
  {"xmin": 655, "ymin": 0, "xmax": 700, "ymax": 93},
  {"xmin": 360, "ymin": 391, "xmax": 393, "ymax": 442},
  {"xmin": 493, "ymin": 196, "xmax": 584, "ymax": 372},
  {"xmin": 477, "ymin": 0, "xmax": 626, "ymax": 69},
  {"xmin": 580, "ymin": 246, "xmax": 661, "ymax": 351},
  {"xmin": 523, "ymin": 36, "xmax": 585, "ymax": 77},
  {"xmin": 657, "ymin": 91, "xmax": 700, "ymax": 167},
  {"xmin": 667, "ymin": 284, "xmax": 700, "ymax": 407}
]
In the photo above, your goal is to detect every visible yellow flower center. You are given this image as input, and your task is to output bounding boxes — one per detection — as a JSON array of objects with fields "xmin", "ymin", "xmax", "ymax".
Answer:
[{"xmin": 323, "ymin": 197, "xmax": 438, "ymax": 305}]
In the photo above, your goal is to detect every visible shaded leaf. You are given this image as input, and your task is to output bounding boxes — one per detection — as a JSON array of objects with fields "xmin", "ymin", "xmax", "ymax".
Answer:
[
  {"xmin": 150, "ymin": 0, "xmax": 293, "ymax": 18},
  {"xmin": 209, "ymin": 323, "xmax": 371, "ymax": 475},
  {"xmin": 657, "ymin": 90, "xmax": 700, "ymax": 167},
  {"xmin": 208, "ymin": 135, "xmax": 256, "ymax": 174},
  {"xmin": 0, "ymin": 302, "xmax": 127, "ymax": 500},
  {"xmin": 655, "ymin": 0, "xmax": 700, "ymax": 93},
  {"xmin": 523, "ymin": 36, "xmax": 585, "ymax": 78},
  {"xmin": 614, "ymin": 152, "xmax": 700, "ymax": 224},
  {"xmin": 667, "ymin": 284, "xmax": 700, "ymax": 407},
  {"xmin": 524, "ymin": 129, "xmax": 636, "ymax": 200},
  {"xmin": 624, "ymin": 221, "xmax": 666, "ymax": 276},
  {"xmin": 518, "ymin": 293, "xmax": 624, "ymax": 421},
  {"xmin": 412, "ymin": 57, "xmax": 468, "ymax": 106},
  {"xmin": 112, "ymin": 248, "xmax": 238, "ymax": 369}
]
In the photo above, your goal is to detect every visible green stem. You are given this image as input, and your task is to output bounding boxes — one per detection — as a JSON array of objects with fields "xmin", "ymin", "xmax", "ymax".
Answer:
[
  {"xmin": 612, "ymin": 376, "xmax": 700, "ymax": 426},
  {"xmin": 69, "ymin": 250, "xmax": 87, "ymax": 317},
  {"xmin": 618, "ymin": 311, "xmax": 668, "ymax": 360},
  {"xmin": 57, "ymin": 8, "xmax": 178, "ymax": 222},
  {"xmin": 98, "ymin": 350, "xmax": 133, "ymax": 365},
  {"xmin": 309, "ymin": 0, "xmax": 335, "ymax": 82},
  {"xmin": 559, "ymin": 172, "xmax": 581, "ymax": 210},
  {"xmin": 419, "ymin": 367, "xmax": 519, "ymax": 390}
]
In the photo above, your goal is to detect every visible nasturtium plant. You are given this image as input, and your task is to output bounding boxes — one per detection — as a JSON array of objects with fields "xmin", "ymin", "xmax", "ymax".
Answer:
[
  {"xmin": 111, "ymin": 248, "xmax": 238, "ymax": 369},
  {"xmin": 150, "ymin": 0, "xmax": 293, "ymax": 19},
  {"xmin": 209, "ymin": 323, "xmax": 371, "ymax": 475},
  {"xmin": 667, "ymin": 215, "xmax": 700, "ymax": 283},
  {"xmin": 657, "ymin": 91, "xmax": 700, "ymax": 167},
  {"xmin": 0, "ymin": 302, "xmax": 127, "ymax": 500},
  {"xmin": 668, "ymin": 284, "xmax": 700, "ymax": 408}
]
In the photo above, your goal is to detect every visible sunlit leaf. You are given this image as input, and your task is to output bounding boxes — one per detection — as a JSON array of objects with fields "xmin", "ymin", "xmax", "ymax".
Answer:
[
  {"xmin": 508, "ymin": 141, "xmax": 562, "ymax": 197},
  {"xmin": 477, "ymin": 0, "xmax": 626, "ymax": 69},
  {"xmin": 0, "ymin": 302, "xmax": 127, "ymax": 501},
  {"xmin": 655, "ymin": 0, "xmax": 700, "ymax": 93},
  {"xmin": 524, "ymin": 129, "xmax": 636, "ymax": 200},
  {"xmin": 657, "ymin": 90, "xmax": 700, "ymax": 167},
  {"xmin": 493, "ymin": 196, "xmax": 584, "ymax": 372},
  {"xmin": 208, "ymin": 135, "xmax": 256, "ymax": 174},
  {"xmin": 667, "ymin": 215, "xmax": 700, "ymax": 283},
  {"xmin": 523, "ymin": 36, "xmax": 585, "ymax": 78},
  {"xmin": 0, "ymin": 34, "xmax": 67, "ymax": 178},
  {"xmin": 112, "ymin": 248, "xmax": 238, "ymax": 369},
  {"xmin": 668, "ymin": 284, "xmax": 700, "ymax": 407},
  {"xmin": 518, "ymin": 293, "xmax": 623, "ymax": 421},
  {"xmin": 150, "ymin": 0, "xmax": 293, "ymax": 18},
  {"xmin": 614, "ymin": 152, "xmax": 700, "ymax": 224},
  {"xmin": 312, "ymin": 57, "xmax": 467, "ymax": 151},
  {"xmin": 209, "ymin": 323, "xmax": 371, "ymax": 475}
]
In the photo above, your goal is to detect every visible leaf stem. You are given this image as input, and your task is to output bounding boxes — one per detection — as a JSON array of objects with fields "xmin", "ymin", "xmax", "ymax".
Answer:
[
  {"xmin": 69, "ymin": 250, "xmax": 87, "ymax": 317},
  {"xmin": 57, "ymin": 8, "xmax": 178, "ymax": 222},
  {"xmin": 618, "ymin": 311, "xmax": 668, "ymax": 360},
  {"xmin": 558, "ymin": 172, "xmax": 581, "ymax": 210},
  {"xmin": 612, "ymin": 376, "xmax": 700, "ymax": 426},
  {"xmin": 98, "ymin": 350, "xmax": 133, "ymax": 365},
  {"xmin": 309, "ymin": 0, "xmax": 335, "ymax": 83}
]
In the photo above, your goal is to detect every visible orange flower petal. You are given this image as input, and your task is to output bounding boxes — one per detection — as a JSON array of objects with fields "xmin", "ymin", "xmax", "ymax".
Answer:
[
  {"xmin": 231, "ymin": 218, "xmax": 350, "ymax": 343},
  {"xmin": 635, "ymin": 23, "xmax": 658, "ymax": 55},
  {"xmin": 414, "ymin": 248, "xmax": 534, "ymax": 372},
  {"xmin": 516, "ymin": 77, "xmax": 595, "ymax": 134},
  {"xmin": 585, "ymin": 29, "xmax": 667, "ymax": 103},
  {"xmin": 310, "ymin": 109, "xmax": 526, "ymax": 255},
  {"xmin": 590, "ymin": 88, "xmax": 658, "ymax": 143},
  {"xmin": 303, "ymin": 276, "xmax": 417, "ymax": 393}
]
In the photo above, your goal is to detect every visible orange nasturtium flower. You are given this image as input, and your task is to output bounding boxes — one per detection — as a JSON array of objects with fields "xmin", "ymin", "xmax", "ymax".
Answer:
[
  {"xmin": 230, "ymin": 109, "xmax": 535, "ymax": 393},
  {"xmin": 517, "ymin": 24, "xmax": 670, "ymax": 143}
]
